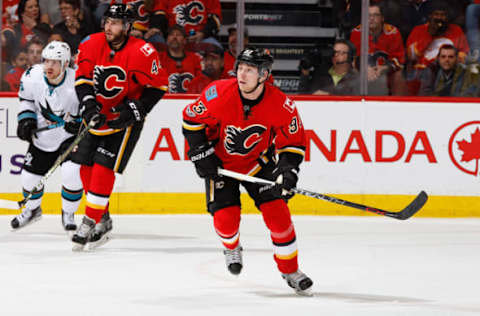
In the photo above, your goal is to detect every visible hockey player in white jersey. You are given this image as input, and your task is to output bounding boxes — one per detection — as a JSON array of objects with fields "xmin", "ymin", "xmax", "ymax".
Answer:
[{"xmin": 11, "ymin": 41, "xmax": 83, "ymax": 233}]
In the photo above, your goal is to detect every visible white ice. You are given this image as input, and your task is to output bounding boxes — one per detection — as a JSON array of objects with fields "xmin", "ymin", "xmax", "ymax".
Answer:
[{"xmin": 0, "ymin": 215, "xmax": 479, "ymax": 316}]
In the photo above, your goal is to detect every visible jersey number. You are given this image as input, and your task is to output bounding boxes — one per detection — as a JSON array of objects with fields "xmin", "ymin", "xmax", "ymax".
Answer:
[
  {"xmin": 192, "ymin": 101, "xmax": 206, "ymax": 115},
  {"xmin": 152, "ymin": 60, "xmax": 159, "ymax": 75},
  {"xmin": 289, "ymin": 117, "xmax": 299, "ymax": 134}
]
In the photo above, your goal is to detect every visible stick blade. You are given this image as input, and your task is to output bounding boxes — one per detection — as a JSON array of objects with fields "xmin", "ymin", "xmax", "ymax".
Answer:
[
  {"xmin": 0, "ymin": 199, "xmax": 21, "ymax": 210},
  {"xmin": 396, "ymin": 191, "xmax": 428, "ymax": 220}
]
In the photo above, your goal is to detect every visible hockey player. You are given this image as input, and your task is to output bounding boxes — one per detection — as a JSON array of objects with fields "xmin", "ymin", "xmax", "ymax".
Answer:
[
  {"xmin": 71, "ymin": 4, "xmax": 168, "ymax": 251},
  {"xmin": 11, "ymin": 40, "xmax": 83, "ymax": 233},
  {"xmin": 182, "ymin": 47, "xmax": 313, "ymax": 295}
]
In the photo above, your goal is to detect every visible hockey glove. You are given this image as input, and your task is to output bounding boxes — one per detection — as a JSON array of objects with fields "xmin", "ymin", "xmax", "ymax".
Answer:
[
  {"xmin": 81, "ymin": 99, "xmax": 106, "ymax": 129},
  {"xmin": 272, "ymin": 166, "xmax": 299, "ymax": 200},
  {"xmin": 17, "ymin": 118, "xmax": 37, "ymax": 143},
  {"xmin": 64, "ymin": 118, "xmax": 81, "ymax": 134},
  {"xmin": 107, "ymin": 99, "xmax": 147, "ymax": 130},
  {"xmin": 188, "ymin": 143, "xmax": 223, "ymax": 179}
]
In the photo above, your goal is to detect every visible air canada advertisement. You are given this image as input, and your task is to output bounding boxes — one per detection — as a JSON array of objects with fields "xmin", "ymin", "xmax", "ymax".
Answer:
[{"xmin": 0, "ymin": 97, "xmax": 479, "ymax": 197}]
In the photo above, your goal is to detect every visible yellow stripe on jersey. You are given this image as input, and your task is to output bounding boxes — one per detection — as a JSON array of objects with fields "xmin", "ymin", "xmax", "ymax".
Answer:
[
  {"xmin": 277, "ymin": 147, "xmax": 305, "ymax": 157},
  {"xmin": 75, "ymin": 78, "xmax": 93, "ymax": 86},
  {"xmin": 274, "ymin": 250, "xmax": 298, "ymax": 260},
  {"xmin": 114, "ymin": 126, "xmax": 132, "ymax": 172},
  {"xmin": 183, "ymin": 121, "xmax": 205, "ymax": 131},
  {"xmin": 89, "ymin": 128, "xmax": 123, "ymax": 136}
]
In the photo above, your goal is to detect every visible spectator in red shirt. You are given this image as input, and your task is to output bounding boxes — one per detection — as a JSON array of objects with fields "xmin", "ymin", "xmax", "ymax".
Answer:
[
  {"xmin": 406, "ymin": 1, "xmax": 469, "ymax": 95},
  {"xmin": 186, "ymin": 42, "xmax": 226, "ymax": 93},
  {"xmin": 4, "ymin": 47, "xmax": 28, "ymax": 91},
  {"xmin": 158, "ymin": 24, "xmax": 202, "ymax": 93},
  {"xmin": 350, "ymin": 2, "xmax": 407, "ymax": 95}
]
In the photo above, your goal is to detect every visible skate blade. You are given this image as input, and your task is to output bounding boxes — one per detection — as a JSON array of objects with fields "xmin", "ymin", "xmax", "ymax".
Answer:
[
  {"xmin": 87, "ymin": 233, "xmax": 111, "ymax": 251},
  {"xmin": 294, "ymin": 288, "xmax": 313, "ymax": 297},
  {"xmin": 10, "ymin": 215, "xmax": 42, "ymax": 232},
  {"xmin": 72, "ymin": 242, "xmax": 87, "ymax": 252}
]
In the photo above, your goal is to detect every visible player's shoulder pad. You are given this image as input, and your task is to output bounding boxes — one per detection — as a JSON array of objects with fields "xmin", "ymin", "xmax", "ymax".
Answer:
[{"xmin": 202, "ymin": 78, "xmax": 236, "ymax": 103}]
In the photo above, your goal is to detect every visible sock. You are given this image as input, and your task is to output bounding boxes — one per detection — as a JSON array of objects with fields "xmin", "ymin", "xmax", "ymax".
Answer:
[{"xmin": 213, "ymin": 205, "xmax": 241, "ymax": 250}]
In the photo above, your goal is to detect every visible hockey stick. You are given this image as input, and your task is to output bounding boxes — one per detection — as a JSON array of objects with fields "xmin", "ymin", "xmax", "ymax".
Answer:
[
  {"xmin": 217, "ymin": 168, "xmax": 428, "ymax": 220},
  {"xmin": 0, "ymin": 118, "xmax": 97, "ymax": 210},
  {"xmin": 32, "ymin": 122, "xmax": 65, "ymax": 134}
]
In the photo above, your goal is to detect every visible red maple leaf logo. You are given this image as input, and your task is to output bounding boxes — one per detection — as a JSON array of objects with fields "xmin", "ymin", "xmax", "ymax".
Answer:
[{"xmin": 457, "ymin": 127, "xmax": 480, "ymax": 176}]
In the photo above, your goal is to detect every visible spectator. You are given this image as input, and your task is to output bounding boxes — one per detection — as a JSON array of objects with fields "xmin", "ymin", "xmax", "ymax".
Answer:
[
  {"xmin": 466, "ymin": 0, "xmax": 480, "ymax": 62},
  {"xmin": 419, "ymin": 44, "xmax": 479, "ymax": 96},
  {"xmin": 39, "ymin": 0, "xmax": 62, "ymax": 26},
  {"xmin": 223, "ymin": 25, "xmax": 249, "ymax": 78},
  {"xmin": 4, "ymin": 48, "xmax": 28, "ymax": 91},
  {"xmin": 350, "ymin": 3, "xmax": 407, "ymax": 95},
  {"xmin": 406, "ymin": 1, "xmax": 469, "ymax": 95},
  {"xmin": 185, "ymin": 42, "xmax": 226, "ymax": 93},
  {"xmin": 396, "ymin": 0, "xmax": 436, "ymax": 42},
  {"xmin": 1, "ymin": 0, "xmax": 51, "ymax": 62},
  {"xmin": 158, "ymin": 24, "xmax": 202, "ymax": 93},
  {"xmin": 298, "ymin": 39, "xmax": 359, "ymax": 95},
  {"xmin": 153, "ymin": 0, "xmax": 222, "ymax": 44},
  {"xmin": 52, "ymin": 0, "xmax": 95, "ymax": 53},
  {"xmin": 25, "ymin": 36, "xmax": 45, "ymax": 67}
]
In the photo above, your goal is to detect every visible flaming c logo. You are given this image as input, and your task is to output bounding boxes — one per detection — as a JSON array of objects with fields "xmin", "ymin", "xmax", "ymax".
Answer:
[{"xmin": 449, "ymin": 121, "xmax": 480, "ymax": 176}]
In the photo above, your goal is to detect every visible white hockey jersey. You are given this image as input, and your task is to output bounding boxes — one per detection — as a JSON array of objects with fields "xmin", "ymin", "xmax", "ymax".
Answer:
[{"xmin": 18, "ymin": 64, "xmax": 80, "ymax": 152}]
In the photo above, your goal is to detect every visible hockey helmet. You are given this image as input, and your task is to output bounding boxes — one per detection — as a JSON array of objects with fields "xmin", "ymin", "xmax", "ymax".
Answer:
[
  {"xmin": 103, "ymin": 4, "xmax": 134, "ymax": 22},
  {"xmin": 42, "ymin": 40, "xmax": 71, "ymax": 70},
  {"xmin": 235, "ymin": 47, "xmax": 274, "ymax": 76}
]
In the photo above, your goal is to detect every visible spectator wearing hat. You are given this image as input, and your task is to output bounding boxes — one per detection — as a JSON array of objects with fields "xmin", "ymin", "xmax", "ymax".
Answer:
[
  {"xmin": 158, "ymin": 24, "xmax": 202, "ymax": 93},
  {"xmin": 222, "ymin": 25, "xmax": 249, "ymax": 78},
  {"xmin": 186, "ymin": 43, "xmax": 227, "ymax": 93}
]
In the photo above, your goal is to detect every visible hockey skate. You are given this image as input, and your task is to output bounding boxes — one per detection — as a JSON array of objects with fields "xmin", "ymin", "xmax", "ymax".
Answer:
[
  {"xmin": 88, "ymin": 211, "xmax": 113, "ymax": 250},
  {"xmin": 71, "ymin": 216, "xmax": 96, "ymax": 251},
  {"xmin": 223, "ymin": 245, "xmax": 243, "ymax": 275},
  {"xmin": 281, "ymin": 269, "xmax": 313, "ymax": 296},
  {"xmin": 11, "ymin": 207, "xmax": 42, "ymax": 230},
  {"xmin": 62, "ymin": 210, "xmax": 77, "ymax": 235}
]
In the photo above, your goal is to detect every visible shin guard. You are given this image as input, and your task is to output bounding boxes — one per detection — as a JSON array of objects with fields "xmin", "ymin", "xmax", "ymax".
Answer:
[
  {"xmin": 213, "ymin": 205, "xmax": 241, "ymax": 250},
  {"xmin": 84, "ymin": 163, "xmax": 115, "ymax": 223}
]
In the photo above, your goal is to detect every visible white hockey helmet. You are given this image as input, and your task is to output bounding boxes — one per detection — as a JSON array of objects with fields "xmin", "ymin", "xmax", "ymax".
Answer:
[{"xmin": 42, "ymin": 41, "xmax": 71, "ymax": 70}]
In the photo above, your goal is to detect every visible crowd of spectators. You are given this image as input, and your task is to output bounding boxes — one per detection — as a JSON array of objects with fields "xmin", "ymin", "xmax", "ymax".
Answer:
[{"xmin": 1, "ymin": 0, "xmax": 480, "ymax": 97}]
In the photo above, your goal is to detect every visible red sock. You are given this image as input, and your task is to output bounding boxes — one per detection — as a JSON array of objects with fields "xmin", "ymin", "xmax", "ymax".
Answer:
[
  {"xmin": 260, "ymin": 199, "xmax": 298, "ymax": 274},
  {"xmin": 80, "ymin": 165, "xmax": 92, "ymax": 194},
  {"xmin": 213, "ymin": 206, "xmax": 241, "ymax": 250}
]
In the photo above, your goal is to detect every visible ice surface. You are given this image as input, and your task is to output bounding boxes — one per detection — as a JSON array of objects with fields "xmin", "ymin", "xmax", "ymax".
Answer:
[{"xmin": 0, "ymin": 215, "xmax": 479, "ymax": 316}]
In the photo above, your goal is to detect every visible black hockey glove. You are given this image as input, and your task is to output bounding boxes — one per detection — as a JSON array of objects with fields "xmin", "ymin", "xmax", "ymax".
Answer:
[
  {"xmin": 188, "ymin": 143, "xmax": 223, "ymax": 179},
  {"xmin": 107, "ymin": 99, "xmax": 147, "ymax": 130},
  {"xmin": 81, "ymin": 99, "xmax": 106, "ymax": 129},
  {"xmin": 64, "ymin": 118, "xmax": 81, "ymax": 134},
  {"xmin": 272, "ymin": 166, "xmax": 299, "ymax": 200},
  {"xmin": 17, "ymin": 118, "xmax": 37, "ymax": 143}
]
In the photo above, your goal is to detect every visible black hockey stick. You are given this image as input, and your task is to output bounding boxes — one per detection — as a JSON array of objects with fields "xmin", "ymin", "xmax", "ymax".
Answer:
[
  {"xmin": 0, "ymin": 118, "xmax": 97, "ymax": 210},
  {"xmin": 218, "ymin": 168, "xmax": 428, "ymax": 220}
]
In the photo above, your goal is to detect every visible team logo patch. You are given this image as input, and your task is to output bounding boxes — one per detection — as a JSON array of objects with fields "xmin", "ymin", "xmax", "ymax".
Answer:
[
  {"xmin": 283, "ymin": 98, "xmax": 296, "ymax": 113},
  {"xmin": 169, "ymin": 73, "xmax": 194, "ymax": 93},
  {"xmin": 224, "ymin": 124, "xmax": 267, "ymax": 155},
  {"xmin": 140, "ymin": 43, "xmax": 155, "ymax": 56},
  {"xmin": 173, "ymin": 1, "xmax": 205, "ymax": 26},
  {"xmin": 205, "ymin": 85, "xmax": 218, "ymax": 101},
  {"xmin": 93, "ymin": 66, "xmax": 126, "ymax": 99}
]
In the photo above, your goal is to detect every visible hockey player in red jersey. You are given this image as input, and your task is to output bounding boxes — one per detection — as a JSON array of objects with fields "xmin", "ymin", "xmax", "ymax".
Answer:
[
  {"xmin": 71, "ymin": 4, "xmax": 168, "ymax": 251},
  {"xmin": 182, "ymin": 47, "xmax": 313, "ymax": 295}
]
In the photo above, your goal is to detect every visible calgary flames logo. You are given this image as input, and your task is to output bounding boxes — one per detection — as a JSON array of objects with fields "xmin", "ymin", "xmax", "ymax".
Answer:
[
  {"xmin": 224, "ymin": 125, "xmax": 267, "ymax": 155},
  {"xmin": 449, "ymin": 121, "xmax": 480, "ymax": 176},
  {"xmin": 168, "ymin": 73, "xmax": 193, "ymax": 93},
  {"xmin": 93, "ymin": 66, "xmax": 126, "ymax": 99},
  {"xmin": 173, "ymin": 1, "xmax": 205, "ymax": 26}
]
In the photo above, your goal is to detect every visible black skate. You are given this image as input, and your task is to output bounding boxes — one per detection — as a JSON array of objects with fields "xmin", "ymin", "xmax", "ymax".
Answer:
[
  {"xmin": 281, "ymin": 270, "xmax": 313, "ymax": 296},
  {"xmin": 71, "ymin": 216, "xmax": 96, "ymax": 251},
  {"xmin": 223, "ymin": 245, "xmax": 243, "ymax": 275},
  {"xmin": 11, "ymin": 207, "xmax": 42, "ymax": 230},
  {"xmin": 88, "ymin": 211, "xmax": 113, "ymax": 250},
  {"xmin": 62, "ymin": 210, "xmax": 77, "ymax": 233}
]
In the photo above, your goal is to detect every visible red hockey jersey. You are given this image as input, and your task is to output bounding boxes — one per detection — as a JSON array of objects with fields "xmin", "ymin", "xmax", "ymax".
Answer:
[
  {"xmin": 156, "ymin": 0, "xmax": 221, "ymax": 35},
  {"xmin": 350, "ymin": 23, "xmax": 405, "ymax": 71},
  {"xmin": 406, "ymin": 23, "xmax": 469, "ymax": 68},
  {"xmin": 75, "ymin": 33, "xmax": 168, "ymax": 133},
  {"xmin": 159, "ymin": 50, "xmax": 202, "ymax": 93},
  {"xmin": 182, "ymin": 78, "xmax": 306, "ymax": 175}
]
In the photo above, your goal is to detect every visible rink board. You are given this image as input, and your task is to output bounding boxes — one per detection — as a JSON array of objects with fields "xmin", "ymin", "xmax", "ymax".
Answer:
[{"xmin": 1, "ymin": 95, "xmax": 480, "ymax": 217}]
